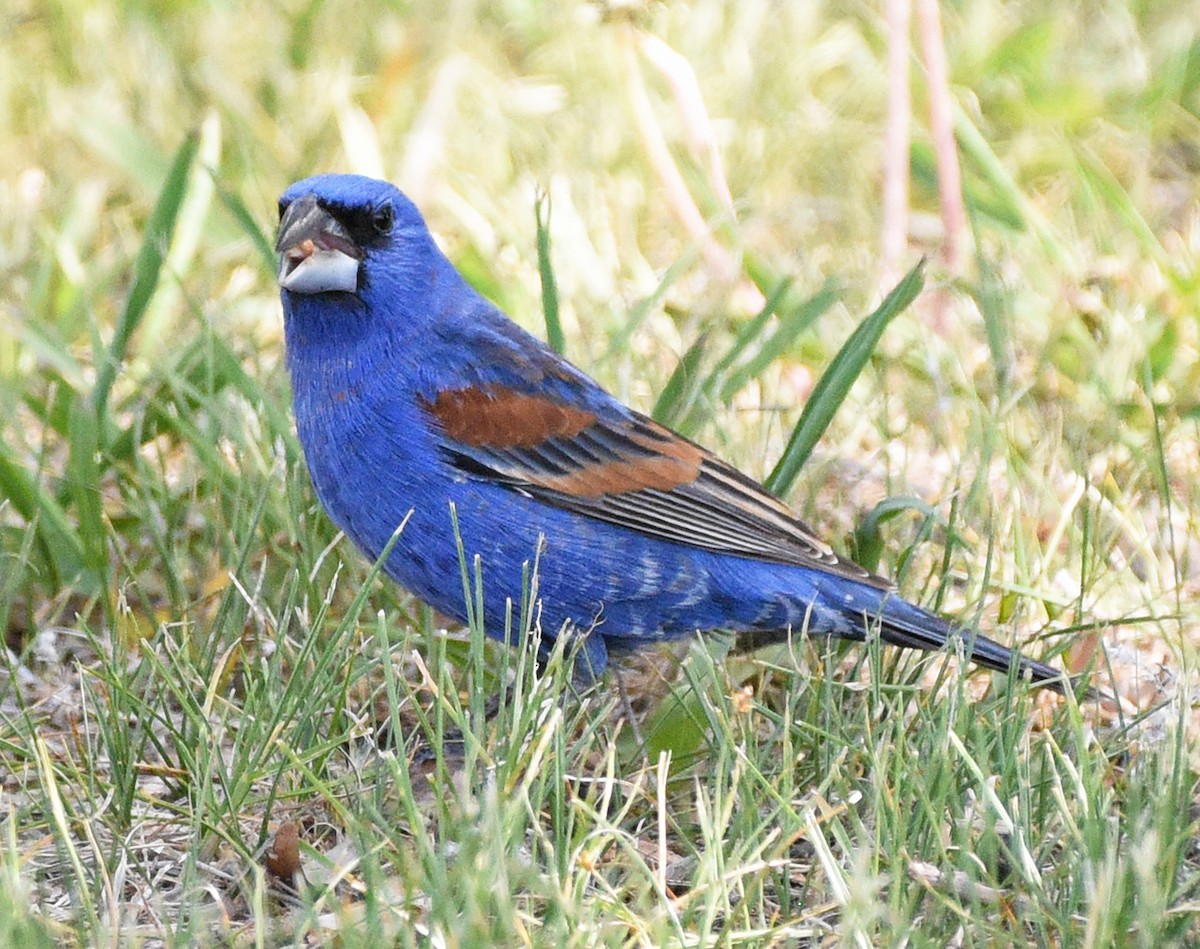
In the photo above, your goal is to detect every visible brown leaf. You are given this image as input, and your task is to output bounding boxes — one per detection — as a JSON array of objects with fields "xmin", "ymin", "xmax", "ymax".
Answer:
[{"xmin": 265, "ymin": 821, "xmax": 302, "ymax": 884}]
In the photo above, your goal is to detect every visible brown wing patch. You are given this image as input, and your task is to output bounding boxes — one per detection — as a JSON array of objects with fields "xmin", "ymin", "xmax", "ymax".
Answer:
[
  {"xmin": 538, "ymin": 423, "xmax": 703, "ymax": 496},
  {"xmin": 426, "ymin": 390, "xmax": 875, "ymax": 581},
  {"xmin": 423, "ymin": 386, "xmax": 596, "ymax": 449}
]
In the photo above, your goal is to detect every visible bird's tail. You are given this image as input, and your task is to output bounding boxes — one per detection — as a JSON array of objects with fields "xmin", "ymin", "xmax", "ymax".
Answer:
[
  {"xmin": 735, "ymin": 597, "xmax": 1079, "ymax": 697},
  {"xmin": 874, "ymin": 602, "xmax": 1073, "ymax": 695}
]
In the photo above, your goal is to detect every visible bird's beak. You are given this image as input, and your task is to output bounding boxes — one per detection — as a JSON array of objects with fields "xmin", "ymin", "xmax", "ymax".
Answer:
[{"xmin": 276, "ymin": 194, "xmax": 364, "ymax": 294}]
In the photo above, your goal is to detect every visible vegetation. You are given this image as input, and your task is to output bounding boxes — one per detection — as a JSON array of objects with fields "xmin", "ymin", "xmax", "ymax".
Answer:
[{"xmin": 2, "ymin": 1, "xmax": 1198, "ymax": 944}]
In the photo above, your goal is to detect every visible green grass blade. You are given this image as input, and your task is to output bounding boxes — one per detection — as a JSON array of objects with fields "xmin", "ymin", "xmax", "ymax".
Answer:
[
  {"xmin": 710, "ymin": 274, "xmax": 794, "ymax": 380},
  {"xmin": 652, "ymin": 331, "xmax": 709, "ymax": 427},
  {"xmin": 953, "ymin": 102, "xmax": 1074, "ymax": 271},
  {"xmin": 971, "ymin": 236, "xmax": 1015, "ymax": 397},
  {"xmin": 0, "ymin": 843, "xmax": 56, "ymax": 949},
  {"xmin": 717, "ymin": 282, "xmax": 838, "ymax": 402},
  {"xmin": 912, "ymin": 140, "xmax": 1025, "ymax": 232},
  {"xmin": 213, "ymin": 179, "xmax": 278, "ymax": 277},
  {"xmin": 92, "ymin": 131, "xmax": 199, "ymax": 420},
  {"xmin": 104, "ymin": 330, "xmax": 297, "ymax": 468},
  {"xmin": 655, "ymin": 278, "xmax": 837, "ymax": 436},
  {"xmin": 535, "ymin": 190, "xmax": 565, "ymax": 355},
  {"xmin": 1074, "ymin": 146, "xmax": 1188, "ymax": 288},
  {"xmin": 766, "ymin": 260, "xmax": 926, "ymax": 496},
  {"xmin": 67, "ymin": 396, "xmax": 107, "ymax": 587},
  {"xmin": 0, "ymin": 447, "xmax": 93, "ymax": 592},
  {"xmin": 851, "ymin": 495, "xmax": 937, "ymax": 575},
  {"xmin": 602, "ymin": 246, "xmax": 700, "ymax": 362}
]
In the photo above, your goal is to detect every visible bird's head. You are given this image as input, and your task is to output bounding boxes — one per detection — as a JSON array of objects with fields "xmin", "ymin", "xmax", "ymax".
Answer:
[{"xmin": 276, "ymin": 175, "xmax": 446, "ymax": 311}]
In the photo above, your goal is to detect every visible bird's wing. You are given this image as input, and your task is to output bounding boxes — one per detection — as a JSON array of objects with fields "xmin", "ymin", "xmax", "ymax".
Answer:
[{"xmin": 420, "ymin": 382, "xmax": 887, "ymax": 587}]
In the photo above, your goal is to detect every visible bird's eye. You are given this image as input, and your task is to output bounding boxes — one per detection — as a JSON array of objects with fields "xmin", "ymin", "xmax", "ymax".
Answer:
[
  {"xmin": 278, "ymin": 199, "xmax": 288, "ymax": 220},
  {"xmin": 371, "ymin": 202, "xmax": 394, "ymax": 236}
]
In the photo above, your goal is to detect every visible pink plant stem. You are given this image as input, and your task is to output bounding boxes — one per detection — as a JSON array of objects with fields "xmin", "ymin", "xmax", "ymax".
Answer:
[
  {"xmin": 881, "ymin": 0, "xmax": 912, "ymax": 289},
  {"xmin": 915, "ymin": 0, "xmax": 966, "ymax": 274}
]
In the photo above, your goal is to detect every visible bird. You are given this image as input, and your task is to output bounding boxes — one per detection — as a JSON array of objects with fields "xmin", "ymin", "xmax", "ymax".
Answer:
[{"xmin": 275, "ymin": 173, "xmax": 1072, "ymax": 695}]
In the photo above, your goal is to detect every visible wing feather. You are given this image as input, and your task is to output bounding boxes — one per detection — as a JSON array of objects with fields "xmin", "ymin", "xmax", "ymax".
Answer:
[{"xmin": 423, "ymin": 385, "xmax": 884, "ymax": 587}]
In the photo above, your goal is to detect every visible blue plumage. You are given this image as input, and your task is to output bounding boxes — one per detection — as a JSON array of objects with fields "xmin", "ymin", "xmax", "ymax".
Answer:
[{"xmin": 276, "ymin": 174, "xmax": 1069, "ymax": 691}]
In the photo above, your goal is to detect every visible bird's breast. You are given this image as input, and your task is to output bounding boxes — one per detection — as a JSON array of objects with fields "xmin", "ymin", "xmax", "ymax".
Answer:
[{"xmin": 289, "ymin": 345, "xmax": 441, "ymax": 551}]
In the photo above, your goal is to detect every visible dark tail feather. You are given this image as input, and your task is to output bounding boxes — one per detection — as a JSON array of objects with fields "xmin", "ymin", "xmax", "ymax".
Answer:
[
  {"xmin": 876, "ymin": 610, "xmax": 1074, "ymax": 696},
  {"xmin": 735, "ymin": 607, "xmax": 1087, "ymax": 698}
]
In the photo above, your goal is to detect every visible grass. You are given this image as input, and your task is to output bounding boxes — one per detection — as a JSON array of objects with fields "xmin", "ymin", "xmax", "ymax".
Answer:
[{"xmin": 3, "ymin": 0, "xmax": 1200, "ymax": 945}]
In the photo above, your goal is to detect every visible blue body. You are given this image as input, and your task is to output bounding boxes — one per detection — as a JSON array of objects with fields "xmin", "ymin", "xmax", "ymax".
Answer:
[{"xmin": 278, "ymin": 174, "xmax": 1061, "ymax": 686}]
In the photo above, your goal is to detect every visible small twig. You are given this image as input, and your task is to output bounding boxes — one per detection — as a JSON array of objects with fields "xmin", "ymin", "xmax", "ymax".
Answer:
[
  {"xmin": 619, "ymin": 26, "xmax": 739, "ymax": 286},
  {"xmin": 915, "ymin": 0, "xmax": 966, "ymax": 275},
  {"xmin": 638, "ymin": 33, "xmax": 736, "ymax": 217}
]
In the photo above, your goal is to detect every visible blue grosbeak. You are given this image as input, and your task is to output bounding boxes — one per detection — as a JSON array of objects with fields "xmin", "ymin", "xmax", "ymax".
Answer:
[{"xmin": 276, "ymin": 174, "xmax": 1070, "ymax": 693}]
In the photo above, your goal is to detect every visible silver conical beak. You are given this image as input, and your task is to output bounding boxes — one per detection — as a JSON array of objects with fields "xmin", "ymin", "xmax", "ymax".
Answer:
[{"xmin": 276, "ymin": 194, "xmax": 364, "ymax": 294}]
